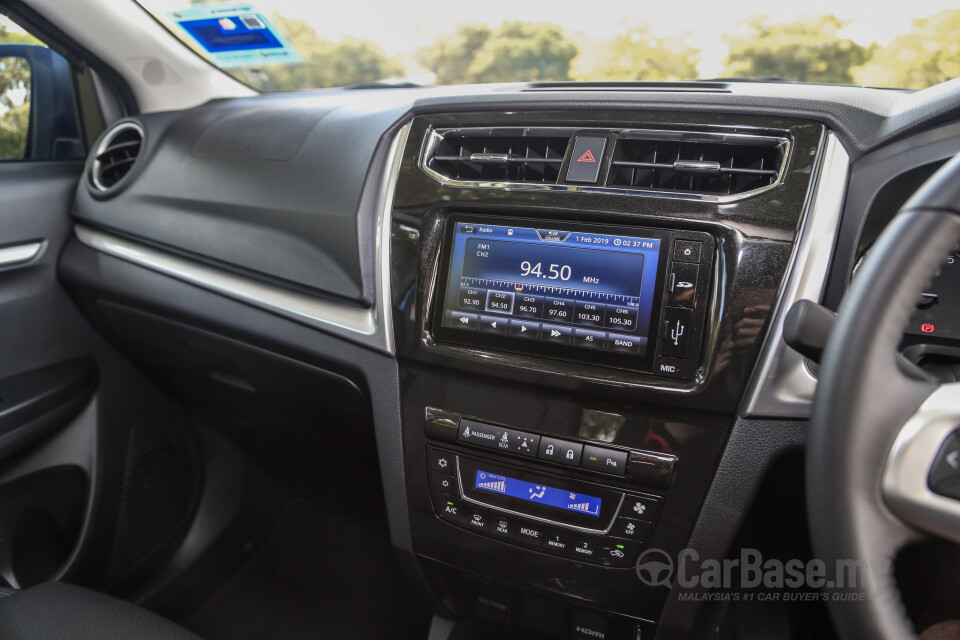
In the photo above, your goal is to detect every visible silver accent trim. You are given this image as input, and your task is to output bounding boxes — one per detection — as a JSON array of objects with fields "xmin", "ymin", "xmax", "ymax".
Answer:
[
  {"xmin": 740, "ymin": 132, "xmax": 849, "ymax": 418},
  {"xmin": 74, "ymin": 124, "xmax": 410, "ymax": 355},
  {"xmin": 421, "ymin": 126, "xmax": 791, "ymax": 203},
  {"xmin": 90, "ymin": 122, "xmax": 144, "ymax": 192},
  {"xmin": 454, "ymin": 456, "xmax": 625, "ymax": 536},
  {"xmin": 883, "ymin": 382, "xmax": 960, "ymax": 545},
  {"xmin": 0, "ymin": 242, "xmax": 43, "ymax": 267}
]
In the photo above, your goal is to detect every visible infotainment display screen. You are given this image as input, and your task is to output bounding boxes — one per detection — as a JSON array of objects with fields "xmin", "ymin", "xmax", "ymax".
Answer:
[{"xmin": 432, "ymin": 216, "xmax": 671, "ymax": 370}]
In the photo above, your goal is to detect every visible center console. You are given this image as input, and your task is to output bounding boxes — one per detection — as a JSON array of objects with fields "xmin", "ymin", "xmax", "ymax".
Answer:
[{"xmin": 389, "ymin": 110, "xmax": 826, "ymax": 638}]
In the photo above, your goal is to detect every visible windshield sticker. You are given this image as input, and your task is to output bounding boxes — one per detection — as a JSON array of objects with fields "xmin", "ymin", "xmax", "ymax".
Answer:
[{"xmin": 166, "ymin": 2, "xmax": 301, "ymax": 68}]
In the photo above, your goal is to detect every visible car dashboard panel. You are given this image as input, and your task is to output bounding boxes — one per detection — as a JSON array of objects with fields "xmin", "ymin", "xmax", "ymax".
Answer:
[{"xmin": 59, "ymin": 79, "xmax": 960, "ymax": 639}]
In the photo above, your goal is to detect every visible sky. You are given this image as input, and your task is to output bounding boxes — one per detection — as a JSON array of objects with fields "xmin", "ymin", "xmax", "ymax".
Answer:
[{"xmin": 136, "ymin": 0, "xmax": 955, "ymax": 79}]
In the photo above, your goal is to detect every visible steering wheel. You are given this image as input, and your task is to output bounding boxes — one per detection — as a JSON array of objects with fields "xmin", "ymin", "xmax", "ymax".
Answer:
[{"xmin": 809, "ymin": 153, "xmax": 960, "ymax": 639}]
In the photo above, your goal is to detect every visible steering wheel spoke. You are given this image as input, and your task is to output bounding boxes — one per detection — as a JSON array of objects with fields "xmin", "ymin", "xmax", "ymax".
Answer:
[{"xmin": 884, "ymin": 381, "xmax": 960, "ymax": 545}]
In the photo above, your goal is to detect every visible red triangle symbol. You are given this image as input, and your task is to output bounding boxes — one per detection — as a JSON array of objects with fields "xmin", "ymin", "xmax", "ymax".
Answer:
[{"xmin": 577, "ymin": 149, "xmax": 596, "ymax": 163}]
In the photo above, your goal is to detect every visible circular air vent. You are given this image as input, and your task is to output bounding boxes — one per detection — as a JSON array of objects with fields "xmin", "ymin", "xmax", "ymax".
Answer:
[{"xmin": 90, "ymin": 122, "xmax": 144, "ymax": 192}]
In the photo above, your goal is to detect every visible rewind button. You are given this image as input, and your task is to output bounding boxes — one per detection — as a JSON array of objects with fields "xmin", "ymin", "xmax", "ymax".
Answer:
[
  {"xmin": 509, "ymin": 319, "xmax": 541, "ymax": 340},
  {"xmin": 446, "ymin": 311, "xmax": 479, "ymax": 330},
  {"xmin": 479, "ymin": 315, "xmax": 509, "ymax": 335}
]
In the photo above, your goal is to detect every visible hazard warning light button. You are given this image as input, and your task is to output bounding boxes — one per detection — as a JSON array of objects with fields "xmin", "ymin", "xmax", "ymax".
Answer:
[{"xmin": 564, "ymin": 135, "xmax": 607, "ymax": 184}]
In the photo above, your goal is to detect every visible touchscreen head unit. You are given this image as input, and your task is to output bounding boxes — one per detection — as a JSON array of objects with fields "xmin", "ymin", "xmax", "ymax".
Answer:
[{"xmin": 431, "ymin": 215, "xmax": 712, "ymax": 377}]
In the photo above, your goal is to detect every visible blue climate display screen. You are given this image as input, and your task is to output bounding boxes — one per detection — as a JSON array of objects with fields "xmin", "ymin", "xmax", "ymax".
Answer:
[
  {"xmin": 474, "ymin": 470, "xmax": 602, "ymax": 517},
  {"xmin": 440, "ymin": 221, "xmax": 663, "ymax": 357}
]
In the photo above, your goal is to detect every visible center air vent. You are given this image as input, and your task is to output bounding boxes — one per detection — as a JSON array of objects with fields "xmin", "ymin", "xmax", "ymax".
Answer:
[
  {"xmin": 606, "ymin": 131, "xmax": 788, "ymax": 197},
  {"xmin": 424, "ymin": 128, "xmax": 573, "ymax": 184},
  {"xmin": 90, "ymin": 122, "xmax": 144, "ymax": 192}
]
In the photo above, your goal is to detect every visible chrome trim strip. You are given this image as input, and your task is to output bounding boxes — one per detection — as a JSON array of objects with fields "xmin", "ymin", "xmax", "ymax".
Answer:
[
  {"xmin": 74, "ymin": 124, "xmax": 410, "ymax": 355},
  {"xmin": 883, "ymin": 382, "xmax": 960, "ymax": 545},
  {"xmin": 420, "ymin": 126, "xmax": 791, "ymax": 203},
  {"xmin": 740, "ymin": 132, "xmax": 849, "ymax": 418},
  {"xmin": 0, "ymin": 242, "xmax": 43, "ymax": 267},
  {"xmin": 455, "ymin": 456, "xmax": 624, "ymax": 536}
]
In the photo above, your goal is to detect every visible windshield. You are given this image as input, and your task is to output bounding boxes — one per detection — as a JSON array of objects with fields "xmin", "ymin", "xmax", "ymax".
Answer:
[{"xmin": 136, "ymin": 0, "xmax": 960, "ymax": 91}]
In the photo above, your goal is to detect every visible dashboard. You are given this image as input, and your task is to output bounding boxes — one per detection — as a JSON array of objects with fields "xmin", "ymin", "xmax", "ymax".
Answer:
[{"xmin": 58, "ymin": 79, "xmax": 960, "ymax": 640}]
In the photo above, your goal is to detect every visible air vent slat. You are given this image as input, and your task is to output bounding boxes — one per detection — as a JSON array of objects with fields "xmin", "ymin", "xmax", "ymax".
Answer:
[
  {"xmin": 607, "ymin": 132, "xmax": 786, "ymax": 197},
  {"xmin": 90, "ymin": 122, "xmax": 143, "ymax": 192},
  {"xmin": 426, "ymin": 128, "xmax": 573, "ymax": 185}
]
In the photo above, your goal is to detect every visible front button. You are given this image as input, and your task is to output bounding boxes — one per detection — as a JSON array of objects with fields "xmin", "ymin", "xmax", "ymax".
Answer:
[
  {"xmin": 565, "ymin": 136, "xmax": 607, "ymax": 184},
  {"xmin": 661, "ymin": 307, "xmax": 693, "ymax": 358},
  {"xmin": 582, "ymin": 445, "xmax": 629, "ymax": 476},
  {"xmin": 667, "ymin": 262, "xmax": 699, "ymax": 308},
  {"xmin": 465, "ymin": 507, "xmax": 490, "ymax": 533}
]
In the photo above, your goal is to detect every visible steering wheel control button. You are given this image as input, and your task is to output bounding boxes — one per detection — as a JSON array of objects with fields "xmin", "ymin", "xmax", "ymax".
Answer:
[
  {"xmin": 538, "ymin": 437, "xmax": 583, "ymax": 467},
  {"xmin": 621, "ymin": 495, "xmax": 661, "ymax": 523},
  {"xmin": 661, "ymin": 307, "xmax": 693, "ymax": 358},
  {"xmin": 565, "ymin": 136, "xmax": 607, "ymax": 184},
  {"xmin": 428, "ymin": 449, "xmax": 456, "ymax": 474},
  {"xmin": 582, "ymin": 445, "xmax": 629, "ymax": 476},
  {"xmin": 928, "ymin": 431, "xmax": 960, "ymax": 499},
  {"xmin": 516, "ymin": 522, "xmax": 545, "ymax": 547},
  {"xmin": 673, "ymin": 240, "xmax": 702, "ymax": 263},
  {"xmin": 509, "ymin": 318, "xmax": 541, "ymax": 340},
  {"xmin": 430, "ymin": 471, "xmax": 458, "ymax": 496},
  {"xmin": 541, "ymin": 323, "xmax": 573, "ymax": 344},
  {"xmin": 478, "ymin": 315, "xmax": 509, "ymax": 335},
  {"xmin": 574, "ymin": 328, "xmax": 607, "ymax": 350},
  {"xmin": 491, "ymin": 516, "xmax": 516, "ymax": 540},
  {"xmin": 543, "ymin": 530, "xmax": 571, "ymax": 554},
  {"xmin": 610, "ymin": 517, "xmax": 652, "ymax": 542},
  {"xmin": 571, "ymin": 611, "xmax": 610, "ymax": 640},
  {"xmin": 434, "ymin": 493, "xmax": 468, "ymax": 525},
  {"xmin": 667, "ymin": 262, "xmax": 699, "ymax": 308}
]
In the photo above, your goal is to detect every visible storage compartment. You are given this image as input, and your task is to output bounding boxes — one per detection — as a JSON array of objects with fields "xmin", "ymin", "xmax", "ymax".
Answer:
[{"xmin": 0, "ymin": 466, "xmax": 89, "ymax": 588}]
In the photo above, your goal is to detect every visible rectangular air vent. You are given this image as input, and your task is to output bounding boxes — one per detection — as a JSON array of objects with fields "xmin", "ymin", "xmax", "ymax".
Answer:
[
  {"xmin": 425, "ymin": 128, "xmax": 573, "ymax": 184},
  {"xmin": 606, "ymin": 131, "xmax": 788, "ymax": 197}
]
